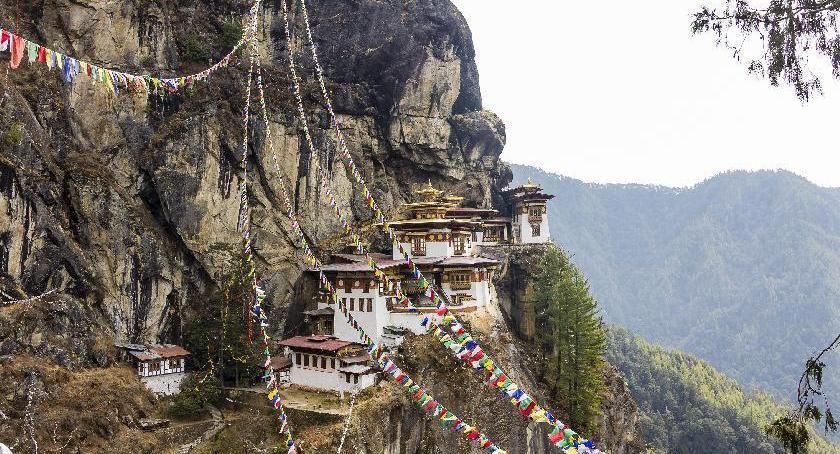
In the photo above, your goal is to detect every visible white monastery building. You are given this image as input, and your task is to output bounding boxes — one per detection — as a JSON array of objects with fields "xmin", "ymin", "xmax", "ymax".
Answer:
[
  {"xmin": 278, "ymin": 336, "xmax": 377, "ymax": 393},
  {"xmin": 280, "ymin": 181, "xmax": 557, "ymax": 394},
  {"xmin": 116, "ymin": 343, "xmax": 191, "ymax": 396},
  {"xmin": 503, "ymin": 179, "xmax": 555, "ymax": 244}
]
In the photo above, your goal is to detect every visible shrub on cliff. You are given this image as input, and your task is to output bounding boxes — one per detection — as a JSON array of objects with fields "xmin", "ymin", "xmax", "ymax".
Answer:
[{"xmin": 166, "ymin": 375, "xmax": 223, "ymax": 420}]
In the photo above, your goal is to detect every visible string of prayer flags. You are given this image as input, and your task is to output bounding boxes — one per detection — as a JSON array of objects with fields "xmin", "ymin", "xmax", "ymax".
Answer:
[
  {"xmin": 276, "ymin": 0, "xmax": 416, "ymax": 312},
  {"xmin": 236, "ymin": 4, "xmax": 298, "ymax": 451},
  {"xmin": 0, "ymin": 27, "xmax": 245, "ymax": 94},
  {"xmin": 372, "ymin": 348, "xmax": 508, "ymax": 454},
  {"xmin": 250, "ymin": 17, "xmax": 503, "ymax": 448},
  {"xmin": 424, "ymin": 324, "xmax": 603, "ymax": 453},
  {"xmin": 292, "ymin": 0, "xmax": 602, "ymax": 450}
]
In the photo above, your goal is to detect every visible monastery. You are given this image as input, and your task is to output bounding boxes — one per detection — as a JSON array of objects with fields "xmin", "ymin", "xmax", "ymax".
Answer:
[{"xmin": 281, "ymin": 180, "xmax": 554, "ymax": 393}]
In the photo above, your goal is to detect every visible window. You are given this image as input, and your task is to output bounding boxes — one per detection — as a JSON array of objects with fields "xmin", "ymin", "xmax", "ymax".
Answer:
[
  {"xmin": 341, "ymin": 298, "xmax": 347, "ymax": 309},
  {"xmin": 453, "ymin": 236, "xmax": 466, "ymax": 255},
  {"xmin": 296, "ymin": 353, "xmax": 302, "ymax": 365},
  {"xmin": 532, "ymin": 224, "xmax": 540, "ymax": 237},
  {"xmin": 450, "ymin": 272, "xmax": 471, "ymax": 290},
  {"xmin": 350, "ymin": 298, "xmax": 355, "ymax": 311},
  {"xmin": 169, "ymin": 359, "xmax": 180, "ymax": 370},
  {"xmin": 331, "ymin": 358, "xmax": 336, "ymax": 369},
  {"xmin": 148, "ymin": 361, "xmax": 161, "ymax": 374},
  {"xmin": 411, "ymin": 236, "xmax": 426, "ymax": 256},
  {"xmin": 353, "ymin": 375, "xmax": 359, "ymax": 384},
  {"xmin": 367, "ymin": 299, "xmax": 373, "ymax": 312},
  {"xmin": 530, "ymin": 206, "xmax": 543, "ymax": 218},
  {"xmin": 304, "ymin": 355, "xmax": 310, "ymax": 367},
  {"xmin": 345, "ymin": 373, "xmax": 351, "ymax": 383},
  {"xmin": 362, "ymin": 280, "xmax": 369, "ymax": 293}
]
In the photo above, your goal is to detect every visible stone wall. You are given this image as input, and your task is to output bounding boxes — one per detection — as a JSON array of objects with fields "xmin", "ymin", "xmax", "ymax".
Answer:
[{"xmin": 141, "ymin": 372, "xmax": 187, "ymax": 396}]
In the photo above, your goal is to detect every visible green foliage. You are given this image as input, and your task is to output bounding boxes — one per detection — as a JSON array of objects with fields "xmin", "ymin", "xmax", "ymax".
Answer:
[
  {"xmin": 179, "ymin": 33, "xmax": 209, "ymax": 63},
  {"xmin": 766, "ymin": 416, "xmax": 811, "ymax": 454},
  {"xmin": 166, "ymin": 375, "xmax": 223, "ymax": 420},
  {"xmin": 532, "ymin": 245, "xmax": 606, "ymax": 434},
  {"xmin": 183, "ymin": 258, "xmax": 267, "ymax": 388},
  {"xmin": 767, "ymin": 334, "xmax": 840, "ymax": 452},
  {"xmin": 607, "ymin": 326, "xmax": 839, "ymax": 453},
  {"xmin": 691, "ymin": 1, "xmax": 840, "ymax": 101},
  {"xmin": 510, "ymin": 164, "xmax": 840, "ymax": 444},
  {"xmin": 4, "ymin": 123, "xmax": 23, "ymax": 146},
  {"xmin": 218, "ymin": 19, "xmax": 244, "ymax": 50}
]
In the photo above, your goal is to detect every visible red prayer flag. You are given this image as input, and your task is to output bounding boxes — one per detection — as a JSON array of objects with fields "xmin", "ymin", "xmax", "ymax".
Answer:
[{"xmin": 520, "ymin": 401, "xmax": 536, "ymax": 417}]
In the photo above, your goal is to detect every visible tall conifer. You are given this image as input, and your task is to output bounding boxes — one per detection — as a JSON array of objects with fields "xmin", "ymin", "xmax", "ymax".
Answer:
[{"xmin": 533, "ymin": 246, "xmax": 606, "ymax": 433}]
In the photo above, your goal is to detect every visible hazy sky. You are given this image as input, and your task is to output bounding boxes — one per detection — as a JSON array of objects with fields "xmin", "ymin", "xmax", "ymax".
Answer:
[{"xmin": 451, "ymin": 0, "xmax": 840, "ymax": 188}]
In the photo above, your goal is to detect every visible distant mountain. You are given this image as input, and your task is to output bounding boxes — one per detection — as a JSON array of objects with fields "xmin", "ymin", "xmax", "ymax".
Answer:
[
  {"xmin": 606, "ymin": 326, "xmax": 839, "ymax": 453},
  {"xmin": 510, "ymin": 164, "xmax": 840, "ymax": 415}
]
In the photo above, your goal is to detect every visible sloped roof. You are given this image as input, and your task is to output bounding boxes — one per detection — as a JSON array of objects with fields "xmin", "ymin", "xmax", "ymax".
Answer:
[
  {"xmin": 303, "ymin": 307, "xmax": 335, "ymax": 317},
  {"xmin": 325, "ymin": 254, "xmax": 498, "ymax": 269},
  {"xmin": 340, "ymin": 353, "xmax": 371, "ymax": 365},
  {"xmin": 151, "ymin": 345, "xmax": 191, "ymax": 358},
  {"xmin": 317, "ymin": 259, "xmax": 403, "ymax": 273},
  {"xmin": 278, "ymin": 335, "xmax": 355, "ymax": 352},
  {"xmin": 271, "ymin": 356, "xmax": 293, "ymax": 370},
  {"xmin": 338, "ymin": 364, "xmax": 376, "ymax": 374},
  {"xmin": 122, "ymin": 344, "xmax": 190, "ymax": 362}
]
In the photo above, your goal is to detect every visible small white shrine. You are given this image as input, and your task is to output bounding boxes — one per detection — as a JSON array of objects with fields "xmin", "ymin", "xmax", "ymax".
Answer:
[
  {"xmin": 502, "ymin": 179, "xmax": 554, "ymax": 244},
  {"xmin": 278, "ymin": 336, "xmax": 377, "ymax": 394},
  {"xmin": 116, "ymin": 343, "xmax": 191, "ymax": 396}
]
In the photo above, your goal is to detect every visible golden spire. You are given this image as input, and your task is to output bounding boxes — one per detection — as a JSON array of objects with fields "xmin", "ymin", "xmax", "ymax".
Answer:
[
  {"xmin": 415, "ymin": 180, "xmax": 442, "ymax": 202},
  {"xmin": 522, "ymin": 177, "xmax": 539, "ymax": 189}
]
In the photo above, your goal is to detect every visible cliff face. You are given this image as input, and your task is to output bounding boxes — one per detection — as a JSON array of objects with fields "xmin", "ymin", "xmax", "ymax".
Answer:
[
  {"xmin": 1, "ymin": 1, "xmax": 638, "ymax": 452},
  {"xmin": 0, "ymin": 0, "xmax": 509, "ymax": 345}
]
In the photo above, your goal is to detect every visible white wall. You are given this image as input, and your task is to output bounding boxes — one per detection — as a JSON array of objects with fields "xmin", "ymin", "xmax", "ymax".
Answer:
[
  {"xmin": 439, "ymin": 272, "xmax": 491, "ymax": 308},
  {"xmin": 141, "ymin": 372, "xmax": 187, "ymax": 396},
  {"xmin": 288, "ymin": 352, "xmax": 375, "ymax": 393},
  {"xmin": 392, "ymin": 228, "xmax": 473, "ymax": 260},
  {"xmin": 515, "ymin": 212, "xmax": 551, "ymax": 244},
  {"xmin": 333, "ymin": 289, "xmax": 389, "ymax": 343},
  {"xmin": 139, "ymin": 358, "xmax": 185, "ymax": 377}
]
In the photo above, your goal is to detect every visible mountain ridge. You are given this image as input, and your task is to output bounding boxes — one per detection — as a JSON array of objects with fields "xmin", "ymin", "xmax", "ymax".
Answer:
[{"xmin": 510, "ymin": 163, "xmax": 840, "ymax": 412}]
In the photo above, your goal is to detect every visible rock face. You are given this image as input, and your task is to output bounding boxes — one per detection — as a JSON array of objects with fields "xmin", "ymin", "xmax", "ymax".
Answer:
[
  {"xmin": 0, "ymin": 0, "xmax": 509, "ymax": 345},
  {"xmin": 0, "ymin": 1, "xmax": 638, "ymax": 452}
]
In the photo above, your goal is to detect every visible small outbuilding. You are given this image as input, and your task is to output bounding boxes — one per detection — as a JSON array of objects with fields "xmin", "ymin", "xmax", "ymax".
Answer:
[
  {"xmin": 278, "ymin": 335, "xmax": 377, "ymax": 394},
  {"xmin": 116, "ymin": 343, "xmax": 191, "ymax": 396}
]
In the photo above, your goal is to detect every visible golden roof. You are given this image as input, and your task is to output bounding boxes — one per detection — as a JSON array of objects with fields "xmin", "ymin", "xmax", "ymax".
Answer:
[
  {"xmin": 521, "ymin": 177, "xmax": 540, "ymax": 189},
  {"xmin": 415, "ymin": 180, "xmax": 443, "ymax": 202}
]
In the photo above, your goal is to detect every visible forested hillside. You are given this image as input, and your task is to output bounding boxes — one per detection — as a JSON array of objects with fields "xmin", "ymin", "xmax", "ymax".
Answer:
[
  {"xmin": 510, "ymin": 164, "xmax": 840, "ymax": 415},
  {"xmin": 607, "ymin": 327, "xmax": 839, "ymax": 453}
]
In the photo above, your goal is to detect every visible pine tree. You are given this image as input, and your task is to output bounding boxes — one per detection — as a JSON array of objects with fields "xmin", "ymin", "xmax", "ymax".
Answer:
[
  {"xmin": 183, "ymin": 257, "xmax": 265, "ymax": 388},
  {"xmin": 533, "ymin": 245, "xmax": 607, "ymax": 433}
]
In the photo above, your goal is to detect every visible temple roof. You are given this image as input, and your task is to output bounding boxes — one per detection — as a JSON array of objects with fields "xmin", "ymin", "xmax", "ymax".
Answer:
[
  {"xmin": 445, "ymin": 207, "xmax": 500, "ymax": 218},
  {"xmin": 279, "ymin": 335, "xmax": 358, "ymax": 352},
  {"xmin": 303, "ymin": 307, "xmax": 335, "ymax": 317},
  {"xmin": 271, "ymin": 356, "xmax": 293, "ymax": 371},
  {"xmin": 502, "ymin": 177, "xmax": 551, "ymax": 196},
  {"xmin": 123, "ymin": 344, "xmax": 191, "ymax": 362},
  {"xmin": 387, "ymin": 217, "xmax": 482, "ymax": 230},
  {"xmin": 319, "ymin": 254, "xmax": 498, "ymax": 271},
  {"xmin": 338, "ymin": 364, "xmax": 376, "ymax": 374}
]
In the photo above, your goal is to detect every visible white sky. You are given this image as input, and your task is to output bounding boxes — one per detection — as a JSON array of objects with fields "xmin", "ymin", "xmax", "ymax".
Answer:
[{"xmin": 451, "ymin": 0, "xmax": 840, "ymax": 188}]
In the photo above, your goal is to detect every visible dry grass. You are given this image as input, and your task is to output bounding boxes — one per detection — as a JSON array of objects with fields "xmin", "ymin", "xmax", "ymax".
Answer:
[{"xmin": 0, "ymin": 355, "xmax": 163, "ymax": 453}]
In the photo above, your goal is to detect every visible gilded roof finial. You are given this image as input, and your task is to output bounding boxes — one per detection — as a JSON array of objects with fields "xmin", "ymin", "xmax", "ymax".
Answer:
[{"xmin": 522, "ymin": 177, "xmax": 539, "ymax": 189}]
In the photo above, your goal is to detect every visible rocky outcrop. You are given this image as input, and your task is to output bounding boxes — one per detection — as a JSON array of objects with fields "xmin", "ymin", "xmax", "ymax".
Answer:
[
  {"xmin": 1, "ymin": 0, "xmax": 509, "ymax": 345},
  {"xmin": 0, "ymin": 1, "xmax": 642, "ymax": 452}
]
